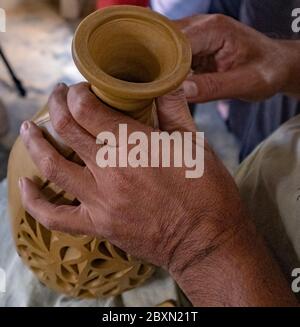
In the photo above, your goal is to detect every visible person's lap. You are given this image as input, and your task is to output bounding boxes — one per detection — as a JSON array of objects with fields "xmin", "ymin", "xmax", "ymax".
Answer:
[{"xmin": 235, "ymin": 113, "xmax": 300, "ymax": 300}]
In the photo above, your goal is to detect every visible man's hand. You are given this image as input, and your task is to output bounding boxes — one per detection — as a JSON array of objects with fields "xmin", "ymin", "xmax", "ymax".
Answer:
[
  {"xmin": 18, "ymin": 83, "xmax": 298, "ymax": 306},
  {"xmin": 18, "ymin": 83, "xmax": 241, "ymax": 271},
  {"xmin": 176, "ymin": 14, "xmax": 300, "ymax": 102}
]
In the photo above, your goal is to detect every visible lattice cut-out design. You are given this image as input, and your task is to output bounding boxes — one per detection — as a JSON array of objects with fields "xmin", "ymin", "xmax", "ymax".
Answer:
[
  {"xmin": 12, "ymin": 158, "xmax": 154, "ymax": 298},
  {"xmin": 8, "ymin": 111, "xmax": 155, "ymax": 298},
  {"xmin": 16, "ymin": 208, "xmax": 154, "ymax": 298}
]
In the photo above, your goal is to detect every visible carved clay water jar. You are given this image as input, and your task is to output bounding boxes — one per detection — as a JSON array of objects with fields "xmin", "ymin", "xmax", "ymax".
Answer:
[{"xmin": 7, "ymin": 5, "xmax": 191, "ymax": 298}]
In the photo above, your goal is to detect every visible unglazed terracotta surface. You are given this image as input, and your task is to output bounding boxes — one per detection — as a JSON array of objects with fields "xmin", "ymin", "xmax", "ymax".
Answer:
[{"xmin": 7, "ymin": 5, "xmax": 191, "ymax": 298}]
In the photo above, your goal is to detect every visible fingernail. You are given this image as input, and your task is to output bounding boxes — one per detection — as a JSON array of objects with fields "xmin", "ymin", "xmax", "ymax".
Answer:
[
  {"xmin": 18, "ymin": 177, "xmax": 24, "ymax": 189},
  {"xmin": 183, "ymin": 80, "xmax": 198, "ymax": 98},
  {"xmin": 20, "ymin": 121, "xmax": 30, "ymax": 134}
]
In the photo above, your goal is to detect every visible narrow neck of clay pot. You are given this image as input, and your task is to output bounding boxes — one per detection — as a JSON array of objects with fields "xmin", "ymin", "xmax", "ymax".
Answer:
[
  {"xmin": 73, "ymin": 6, "xmax": 192, "ymax": 129},
  {"xmin": 91, "ymin": 85, "xmax": 155, "ymax": 126}
]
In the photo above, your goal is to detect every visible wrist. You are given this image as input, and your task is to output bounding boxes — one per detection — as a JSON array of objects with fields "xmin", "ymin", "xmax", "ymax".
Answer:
[
  {"xmin": 168, "ymin": 215, "xmax": 297, "ymax": 307},
  {"xmin": 169, "ymin": 217, "xmax": 252, "ymax": 306},
  {"xmin": 167, "ymin": 202, "xmax": 248, "ymax": 279}
]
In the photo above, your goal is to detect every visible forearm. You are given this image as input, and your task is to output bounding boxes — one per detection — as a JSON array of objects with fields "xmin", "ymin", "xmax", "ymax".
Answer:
[
  {"xmin": 170, "ymin": 218, "xmax": 298, "ymax": 307},
  {"xmin": 280, "ymin": 40, "xmax": 300, "ymax": 98}
]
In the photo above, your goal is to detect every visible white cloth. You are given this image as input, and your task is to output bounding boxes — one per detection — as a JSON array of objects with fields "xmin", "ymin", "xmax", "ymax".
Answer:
[{"xmin": 235, "ymin": 114, "xmax": 300, "ymax": 286}]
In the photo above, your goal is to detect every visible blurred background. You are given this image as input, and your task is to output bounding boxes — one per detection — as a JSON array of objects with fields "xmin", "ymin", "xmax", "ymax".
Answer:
[{"xmin": 0, "ymin": 0, "xmax": 239, "ymax": 182}]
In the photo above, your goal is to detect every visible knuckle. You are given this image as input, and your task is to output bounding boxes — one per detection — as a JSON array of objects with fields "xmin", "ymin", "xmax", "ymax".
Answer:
[
  {"xmin": 48, "ymin": 90, "xmax": 60, "ymax": 108},
  {"xmin": 165, "ymin": 88, "xmax": 186, "ymax": 103},
  {"xmin": 202, "ymin": 75, "xmax": 221, "ymax": 98},
  {"xmin": 72, "ymin": 96, "xmax": 87, "ymax": 120},
  {"xmin": 209, "ymin": 14, "xmax": 228, "ymax": 26},
  {"xmin": 163, "ymin": 89, "xmax": 187, "ymax": 111},
  {"xmin": 48, "ymin": 88, "xmax": 65, "ymax": 112},
  {"xmin": 52, "ymin": 112, "xmax": 72, "ymax": 133},
  {"xmin": 42, "ymin": 215, "xmax": 57, "ymax": 230},
  {"xmin": 40, "ymin": 155, "xmax": 58, "ymax": 181},
  {"xmin": 70, "ymin": 91, "xmax": 95, "ymax": 121},
  {"xmin": 112, "ymin": 170, "xmax": 129, "ymax": 194}
]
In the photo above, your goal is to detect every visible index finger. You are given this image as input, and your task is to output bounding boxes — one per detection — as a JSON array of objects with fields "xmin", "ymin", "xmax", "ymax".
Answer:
[
  {"xmin": 67, "ymin": 83, "xmax": 152, "ymax": 139},
  {"xmin": 173, "ymin": 15, "xmax": 206, "ymax": 31},
  {"xmin": 174, "ymin": 15, "xmax": 230, "ymax": 56},
  {"xmin": 48, "ymin": 83, "xmax": 98, "ymax": 166}
]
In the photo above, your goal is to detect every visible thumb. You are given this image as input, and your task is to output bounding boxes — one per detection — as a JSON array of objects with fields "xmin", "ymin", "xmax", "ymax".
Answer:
[
  {"xmin": 156, "ymin": 88, "xmax": 196, "ymax": 132},
  {"xmin": 183, "ymin": 70, "xmax": 245, "ymax": 103}
]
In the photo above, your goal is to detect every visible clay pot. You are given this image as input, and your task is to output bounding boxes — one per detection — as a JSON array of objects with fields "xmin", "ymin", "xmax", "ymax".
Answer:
[
  {"xmin": 7, "ymin": 6, "xmax": 191, "ymax": 298},
  {"xmin": 73, "ymin": 5, "xmax": 191, "ymax": 124}
]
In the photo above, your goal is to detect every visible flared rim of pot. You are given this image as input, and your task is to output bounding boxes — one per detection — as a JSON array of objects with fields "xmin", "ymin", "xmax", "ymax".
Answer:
[{"xmin": 72, "ymin": 5, "xmax": 192, "ymax": 100}]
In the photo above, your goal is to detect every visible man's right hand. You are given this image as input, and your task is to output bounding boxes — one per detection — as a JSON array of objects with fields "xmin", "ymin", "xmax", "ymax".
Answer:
[{"xmin": 176, "ymin": 14, "xmax": 300, "ymax": 103}]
